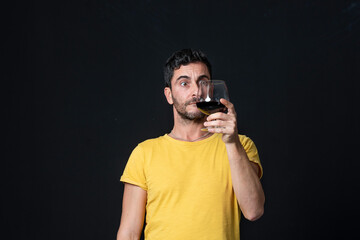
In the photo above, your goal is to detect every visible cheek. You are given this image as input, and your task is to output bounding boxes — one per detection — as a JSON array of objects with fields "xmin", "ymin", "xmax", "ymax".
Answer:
[
  {"xmin": 176, "ymin": 88, "xmax": 191, "ymax": 98},
  {"xmin": 172, "ymin": 86, "xmax": 194, "ymax": 104}
]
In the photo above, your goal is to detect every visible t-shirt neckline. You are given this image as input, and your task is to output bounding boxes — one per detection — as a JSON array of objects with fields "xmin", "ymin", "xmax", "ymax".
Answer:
[{"xmin": 163, "ymin": 133, "xmax": 219, "ymax": 146}]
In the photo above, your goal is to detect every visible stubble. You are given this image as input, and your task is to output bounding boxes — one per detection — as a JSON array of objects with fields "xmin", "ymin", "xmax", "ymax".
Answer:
[{"xmin": 172, "ymin": 96, "xmax": 205, "ymax": 122}]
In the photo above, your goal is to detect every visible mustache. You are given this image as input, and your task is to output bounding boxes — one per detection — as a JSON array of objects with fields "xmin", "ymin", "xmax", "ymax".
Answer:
[{"xmin": 185, "ymin": 98, "xmax": 198, "ymax": 106}]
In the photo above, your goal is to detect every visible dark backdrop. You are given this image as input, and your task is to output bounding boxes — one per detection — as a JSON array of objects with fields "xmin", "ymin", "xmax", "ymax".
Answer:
[{"xmin": 4, "ymin": 1, "xmax": 360, "ymax": 239}]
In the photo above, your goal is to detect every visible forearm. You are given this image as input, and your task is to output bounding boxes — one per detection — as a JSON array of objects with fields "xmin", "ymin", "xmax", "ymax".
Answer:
[
  {"xmin": 204, "ymin": 99, "xmax": 265, "ymax": 220},
  {"xmin": 225, "ymin": 140, "xmax": 265, "ymax": 221},
  {"xmin": 116, "ymin": 230, "xmax": 141, "ymax": 240},
  {"xmin": 117, "ymin": 184, "xmax": 146, "ymax": 240}
]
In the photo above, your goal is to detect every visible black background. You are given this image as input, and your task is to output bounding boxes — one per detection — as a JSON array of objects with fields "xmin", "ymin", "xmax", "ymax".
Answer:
[{"xmin": 4, "ymin": 0, "xmax": 360, "ymax": 239}]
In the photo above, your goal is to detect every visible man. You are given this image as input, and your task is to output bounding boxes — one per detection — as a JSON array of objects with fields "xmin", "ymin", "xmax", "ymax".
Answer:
[{"xmin": 117, "ymin": 49, "xmax": 265, "ymax": 240}]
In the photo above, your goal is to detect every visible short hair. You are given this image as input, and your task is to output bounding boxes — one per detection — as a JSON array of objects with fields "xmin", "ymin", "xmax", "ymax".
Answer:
[{"xmin": 163, "ymin": 49, "xmax": 212, "ymax": 88}]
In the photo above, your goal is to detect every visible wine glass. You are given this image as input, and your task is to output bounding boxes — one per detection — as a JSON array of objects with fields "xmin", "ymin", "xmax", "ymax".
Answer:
[{"xmin": 196, "ymin": 80, "xmax": 230, "ymax": 115}]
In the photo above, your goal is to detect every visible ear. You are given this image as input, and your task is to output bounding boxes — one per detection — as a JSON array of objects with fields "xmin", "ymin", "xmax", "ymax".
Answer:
[{"xmin": 164, "ymin": 87, "xmax": 173, "ymax": 105}]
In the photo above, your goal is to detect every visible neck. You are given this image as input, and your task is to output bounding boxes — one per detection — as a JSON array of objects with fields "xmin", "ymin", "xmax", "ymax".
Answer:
[{"xmin": 170, "ymin": 111, "xmax": 210, "ymax": 141}]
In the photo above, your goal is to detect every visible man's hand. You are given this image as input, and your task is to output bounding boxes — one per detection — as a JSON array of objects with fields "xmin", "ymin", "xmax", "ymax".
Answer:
[
  {"xmin": 204, "ymin": 98, "xmax": 238, "ymax": 143},
  {"xmin": 205, "ymin": 99, "xmax": 265, "ymax": 221}
]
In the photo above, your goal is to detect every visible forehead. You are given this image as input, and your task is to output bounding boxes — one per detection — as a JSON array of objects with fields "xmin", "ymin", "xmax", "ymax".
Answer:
[{"xmin": 171, "ymin": 62, "xmax": 210, "ymax": 82}]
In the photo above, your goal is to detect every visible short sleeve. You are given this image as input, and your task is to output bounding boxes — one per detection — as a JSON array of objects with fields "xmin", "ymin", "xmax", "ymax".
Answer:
[
  {"xmin": 120, "ymin": 145, "xmax": 148, "ymax": 191},
  {"xmin": 239, "ymin": 135, "xmax": 263, "ymax": 179}
]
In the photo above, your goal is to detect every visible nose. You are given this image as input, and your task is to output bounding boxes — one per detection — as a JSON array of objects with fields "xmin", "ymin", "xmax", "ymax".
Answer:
[
  {"xmin": 194, "ymin": 80, "xmax": 207, "ymax": 100},
  {"xmin": 191, "ymin": 82, "xmax": 199, "ymax": 99}
]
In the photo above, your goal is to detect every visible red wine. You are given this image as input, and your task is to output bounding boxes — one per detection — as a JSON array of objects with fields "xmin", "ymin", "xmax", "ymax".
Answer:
[{"xmin": 196, "ymin": 101, "xmax": 227, "ymax": 115}]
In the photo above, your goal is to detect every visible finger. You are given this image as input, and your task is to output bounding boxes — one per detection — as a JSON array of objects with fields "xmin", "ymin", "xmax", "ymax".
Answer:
[
  {"xmin": 204, "ymin": 119, "xmax": 226, "ymax": 128},
  {"xmin": 206, "ymin": 112, "xmax": 229, "ymax": 121},
  {"xmin": 220, "ymin": 98, "xmax": 236, "ymax": 115},
  {"xmin": 207, "ymin": 126, "xmax": 232, "ymax": 134},
  {"xmin": 207, "ymin": 113, "xmax": 237, "ymax": 123},
  {"xmin": 205, "ymin": 120, "xmax": 237, "ymax": 134},
  {"xmin": 219, "ymin": 98, "xmax": 233, "ymax": 109}
]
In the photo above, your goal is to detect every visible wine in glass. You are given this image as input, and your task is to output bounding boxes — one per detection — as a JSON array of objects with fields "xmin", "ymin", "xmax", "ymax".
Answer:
[{"xmin": 196, "ymin": 80, "xmax": 229, "ymax": 115}]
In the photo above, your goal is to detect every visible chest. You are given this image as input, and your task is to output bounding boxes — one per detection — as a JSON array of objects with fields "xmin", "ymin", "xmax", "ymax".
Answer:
[{"xmin": 145, "ymin": 145, "xmax": 233, "ymax": 200}]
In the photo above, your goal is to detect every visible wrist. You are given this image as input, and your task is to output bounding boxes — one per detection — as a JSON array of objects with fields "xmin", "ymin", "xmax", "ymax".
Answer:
[
  {"xmin": 225, "ymin": 138, "xmax": 249, "ymax": 164},
  {"xmin": 224, "ymin": 136, "xmax": 243, "ymax": 150},
  {"xmin": 223, "ymin": 133, "xmax": 240, "ymax": 144}
]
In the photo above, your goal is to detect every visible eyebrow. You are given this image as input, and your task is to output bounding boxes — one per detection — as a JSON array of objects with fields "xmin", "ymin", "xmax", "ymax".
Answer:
[
  {"xmin": 197, "ymin": 75, "xmax": 210, "ymax": 81},
  {"xmin": 175, "ymin": 75, "xmax": 190, "ymax": 82},
  {"xmin": 175, "ymin": 74, "xmax": 210, "ymax": 82}
]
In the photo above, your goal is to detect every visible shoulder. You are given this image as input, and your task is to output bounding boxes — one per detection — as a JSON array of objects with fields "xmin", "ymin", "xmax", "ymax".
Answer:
[
  {"xmin": 238, "ymin": 134, "xmax": 255, "ymax": 145},
  {"xmin": 136, "ymin": 135, "xmax": 167, "ymax": 149},
  {"xmin": 128, "ymin": 135, "xmax": 168, "ymax": 165},
  {"xmin": 238, "ymin": 134, "xmax": 259, "ymax": 154},
  {"xmin": 126, "ymin": 136, "xmax": 166, "ymax": 165}
]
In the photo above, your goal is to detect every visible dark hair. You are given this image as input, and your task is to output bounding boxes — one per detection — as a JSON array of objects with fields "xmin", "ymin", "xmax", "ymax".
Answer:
[{"xmin": 163, "ymin": 49, "xmax": 212, "ymax": 88}]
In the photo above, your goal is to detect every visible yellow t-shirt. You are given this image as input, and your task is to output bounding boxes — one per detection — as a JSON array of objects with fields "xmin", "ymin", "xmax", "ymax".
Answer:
[{"xmin": 120, "ymin": 133, "xmax": 262, "ymax": 240}]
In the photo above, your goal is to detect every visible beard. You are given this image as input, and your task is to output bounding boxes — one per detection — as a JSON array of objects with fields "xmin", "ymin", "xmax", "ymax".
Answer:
[{"xmin": 172, "ymin": 96, "xmax": 206, "ymax": 121}]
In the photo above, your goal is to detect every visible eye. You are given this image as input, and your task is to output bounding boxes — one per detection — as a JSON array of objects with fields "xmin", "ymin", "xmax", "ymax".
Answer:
[
  {"xmin": 199, "ymin": 80, "xmax": 209, "ymax": 86},
  {"xmin": 180, "ymin": 82, "xmax": 187, "ymax": 86}
]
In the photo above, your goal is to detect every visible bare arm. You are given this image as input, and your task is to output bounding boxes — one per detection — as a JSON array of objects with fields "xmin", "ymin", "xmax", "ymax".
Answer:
[
  {"xmin": 117, "ymin": 183, "xmax": 147, "ymax": 240},
  {"xmin": 224, "ymin": 140, "xmax": 265, "ymax": 221},
  {"xmin": 204, "ymin": 98, "xmax": 265, "ymax": 221}
]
